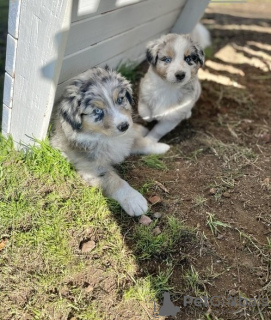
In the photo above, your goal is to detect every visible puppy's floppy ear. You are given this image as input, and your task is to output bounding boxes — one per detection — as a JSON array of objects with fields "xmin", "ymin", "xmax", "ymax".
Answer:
[
  {"xmin": 146, "ymin": 39, "xmax": 162, "ymax": 65},
  {"xmin": 125, "ymin": 88, "xmax": 133, "ymax": 105},
  {"xmin": 59, "ymin": 79, "xmax": 84, "ymax": 131},
  {"xmin": 124, "ymin": 81, "xmax": 134, "ymax": 105},
  {"xmin": 192, "ymin": 43, "xmax": 205, "ymax": 67},
  {"xmin": 117, "ymin": 71, "xmax": 134, "ymax": 105}
]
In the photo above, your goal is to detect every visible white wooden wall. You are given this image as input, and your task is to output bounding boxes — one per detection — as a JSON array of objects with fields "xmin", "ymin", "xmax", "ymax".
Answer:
[
  {"xmin": 2, "ymin": 0, "xmax": 209, "ymax": 146},
  {"xmin": 56, "ymin": 0, "xmax": 188, "ymax": 100}
]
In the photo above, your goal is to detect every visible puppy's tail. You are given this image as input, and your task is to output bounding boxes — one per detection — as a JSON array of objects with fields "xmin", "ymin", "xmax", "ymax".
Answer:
[{"xmin": 191, "ymin": 23, "xmax": 211, "ymax": 49}]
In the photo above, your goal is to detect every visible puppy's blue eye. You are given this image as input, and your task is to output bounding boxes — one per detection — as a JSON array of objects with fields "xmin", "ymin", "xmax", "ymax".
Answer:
[
  {"xmin": 161, "ymin": 57, "xmax": 172, "ymax": 63},
  {"xmin": 117, "ymin": 97, "xmax": 124, "ymax": 104},
  {"xmin": 93, "ymin": 108, "xmax": 104, "ymax": 121},
  {"xmin": 185, "ymin": 56, "xmax": 192, "ymax": 64},
  {"xmin": 94, "ymin": 108, "xmax": 103, "ymax": 115}
]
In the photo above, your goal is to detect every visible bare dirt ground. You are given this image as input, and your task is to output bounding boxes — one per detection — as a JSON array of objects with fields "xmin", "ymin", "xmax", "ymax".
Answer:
[{"xmin": 124, "ymin": 2, "xmax": 271, "ymax": 319}]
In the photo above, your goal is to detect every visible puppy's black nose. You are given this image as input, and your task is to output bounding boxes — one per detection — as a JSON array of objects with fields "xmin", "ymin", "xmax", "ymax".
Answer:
[
  {"xmin": 117, "ymin": 122, "xmax": 129, "ymax": 132},
  {"xmin": 175, "ymin": 72, "xmax": 186, "ymax": 81}
]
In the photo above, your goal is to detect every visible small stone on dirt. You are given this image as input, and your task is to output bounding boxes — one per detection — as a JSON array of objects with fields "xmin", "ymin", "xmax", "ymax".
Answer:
[
  {"xmin": 148, "ymin": 195, "xmax": 162, "ymax": 204},
  {"xmin": 263, "ymin": 177, "xmax": 270, "ymax": 186},
  {"xmin": 260, "ymin": 279, "xmax": 266, "ymax": 286},
  {"xmin": 153, "ymin": 227, "xmax": 162, "ymax": 235},
  {"xmin": 153, "ymin": 212, "xmax": 162, "ymax": 219},
  {"xmin": 223, "ymin": 192, "xmax": 231, "ymax": 198},
  {"xmin": 229, "ymin": 289, "xmax": 238, "ymax": 296},
  {"xmin": 260, "ymin": 133, "xmax": 271, "ymax": 143},
  {"xmin": 81, "ymin": 240, "xmax": 96, "ymax": 253},
  {"xmin": 139, "ymin": 215, "xmax": 152, "ymax": 226},
  {"xmin": 209, "ymin": 188, "xmax": 216, "ymax": 195},
  {"xmin": 217, "ymin": 234, "xmax": 225, "ymax": 240}
]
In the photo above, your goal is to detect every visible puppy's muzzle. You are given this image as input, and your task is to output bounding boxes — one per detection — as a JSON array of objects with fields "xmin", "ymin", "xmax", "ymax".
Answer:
[
  {"xmin": 175, "ymin": 72, "xmax": 186, "ymax": 82},
  {"xmin": 117, "ymin": 122, "xmax": 129, "ymax": 132}
]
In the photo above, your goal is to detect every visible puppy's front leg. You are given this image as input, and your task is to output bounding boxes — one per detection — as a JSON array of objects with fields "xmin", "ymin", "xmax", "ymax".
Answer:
[
  {"xmin": 79, "ymin": 165, "xmax": 148, "ymax": 217},
  {"xmin": 147, "ymin": 118, "xmax": 180, "ymax": 142},
  {"xmin": 131, "ymin": 123, "xmax": 169, "ymax": 154},
  {"xmin": 138, "ymin": 100, "xmax": 153, "ymax": 122}
]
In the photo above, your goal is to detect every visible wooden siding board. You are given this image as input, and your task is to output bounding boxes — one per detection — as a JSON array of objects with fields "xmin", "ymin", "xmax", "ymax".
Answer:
[
  {"xmin": 66, "ymin": 0, "xmax": 186, "ymax": 55},
  {"xmin": 55, "ymin": 28, "xmax": 171, "ymax": 101},
  {"xmin": 9, "ymin": 0, "xmax": 72, "ymax": 145},
  {"xmin": 59, "ymin": 9, "xmax": 181, "ymax": 83},
  {"xmin": 71, "ymin": 0, "xmax": 145, "ymax": 22}
]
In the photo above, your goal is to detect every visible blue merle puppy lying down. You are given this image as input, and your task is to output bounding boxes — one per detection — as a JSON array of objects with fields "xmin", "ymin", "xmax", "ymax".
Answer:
[{"xmin": 51, "ymin": 67, "xmax": 169, "ymax": 217}]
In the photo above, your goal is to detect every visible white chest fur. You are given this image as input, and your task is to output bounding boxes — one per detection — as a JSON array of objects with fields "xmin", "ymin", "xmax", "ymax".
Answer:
[{"xmin": 140, "ymin": 69, "xmax": 200, "ymax": 122}]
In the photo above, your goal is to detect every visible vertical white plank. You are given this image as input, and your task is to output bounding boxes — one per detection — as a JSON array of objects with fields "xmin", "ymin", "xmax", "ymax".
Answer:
[
  {"xmin": 5, "ymin": 34, "xmax": 18, "ymax": 77},
  {"xmin": 171, "ymin": 0, "xmax": 210, "ymax": 33},
  {"xmin": 8, "ymin": 0, "xmax": 21, "ymax": 39},
  {"xmin": 2, "ymin": 104, "xmax": 12, "ymax": 134},
  {"xmin": 3, "ymin": 73, "xmax": 13, "ymax": 107},
  {"xmin": 9, "ymin": 0, "xmax": 72, "ymax": 146}
]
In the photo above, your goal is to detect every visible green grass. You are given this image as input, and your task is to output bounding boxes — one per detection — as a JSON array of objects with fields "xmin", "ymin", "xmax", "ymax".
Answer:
[
  {"xmin": 130, "ymin": 217, "xmax": 194, "ymax": 260},
  {"xmin": 206, "ymin": 212, "xmax": 231, "ymax": 236},
  {"xmin": 1, "ymin": 135, "xmax": 195, "ymax": 318},
  {"xmin": 204, "ymin": 46, "xmax": 214, "ymax": 60},
  {"xmin": 117, "ymin": 61, "xmax": 143, "ymax": 83},
  {"xmin": 0, "ymin": 135, "xmax": 162, "ymax": 319},
  {"xmin": 193, "ymin": 195, "xmax": 208, "ymax": 207},
  {"xmin": 184, "ymin": 265, "xmax": 208, "ymax": 297},
  {"xmin": 141, "ymin": 154, "xmax": 168, "ymax": 170},
  {"xmin": 124, "ymin": 268, "xmax": 174, "ymax": 302}
]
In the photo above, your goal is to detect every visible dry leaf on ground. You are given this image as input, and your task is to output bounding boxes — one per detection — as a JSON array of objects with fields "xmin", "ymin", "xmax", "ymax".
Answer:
[{"xmin": 0, "ymin": 239, "xmax": 8, "ymax": 251}]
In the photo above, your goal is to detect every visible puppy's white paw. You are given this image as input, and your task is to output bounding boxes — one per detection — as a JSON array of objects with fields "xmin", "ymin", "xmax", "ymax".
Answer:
[
  {"xmin": 112, "ymin": 182, "xmax": 148, "ymax": 216},
  {"xmin": 141, "ymin": 137, "xmax": 170, "ymax": 155},
  {"xmin": 151, "ymin": 142, "xmax": 170, "ymax": 154}
]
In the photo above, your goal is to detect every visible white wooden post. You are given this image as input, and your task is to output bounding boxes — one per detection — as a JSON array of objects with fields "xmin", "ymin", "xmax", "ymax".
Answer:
[
  {"xmin": 172, "ymin": 0, "xmax": 210, "ymax": 33},
  {"xmin": 2, "ymin": 0, "xmax": 72, "ymax": 146}
]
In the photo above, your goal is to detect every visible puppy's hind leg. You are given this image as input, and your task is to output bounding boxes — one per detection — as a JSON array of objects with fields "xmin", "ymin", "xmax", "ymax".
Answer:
[{"xmin": 78, "ymin": 163, "xmax": 148, "ymax": 217}]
